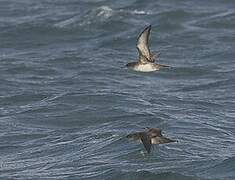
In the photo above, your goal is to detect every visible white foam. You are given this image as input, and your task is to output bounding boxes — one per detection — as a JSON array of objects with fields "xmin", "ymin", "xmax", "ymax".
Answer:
[
  {"xmin": 132, "ymin": 10, "xmax": 151, "ymax": 15},
  {"xmin": 54, "ymin": 15, "xmax": 79, "ymax": 28},
  {"xmin": 96, "ymin": 6, "xmax": 113, "ymax": 19}
]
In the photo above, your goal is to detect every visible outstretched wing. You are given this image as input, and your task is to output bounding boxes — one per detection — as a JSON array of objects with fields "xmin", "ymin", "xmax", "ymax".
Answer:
[
  {"xmin": 136, "ymin": 25, "xmax": 154, "ymax": 63},
  {"xmin": 126, "ymin": 132, "xmax": 141, "ymax": 141},
  {"xmin": 140, "ymin": 132, "xmax": 152, "ymax": 153}
]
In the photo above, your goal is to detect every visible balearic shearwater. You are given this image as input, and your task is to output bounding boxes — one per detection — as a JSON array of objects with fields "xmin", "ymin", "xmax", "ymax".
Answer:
[
  {"xmin": 126, "ymin": 127, "xmax": 176, "ymax": 153},
  {"xmin": 126, "ymin": 25, "xmax": 170, "ymax": 72}
]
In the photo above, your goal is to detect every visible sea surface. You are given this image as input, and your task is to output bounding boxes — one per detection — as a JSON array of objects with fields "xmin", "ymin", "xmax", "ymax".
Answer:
[{"xmin": 0, "ymin": 0, "xmax": 235, "ymax": 179}]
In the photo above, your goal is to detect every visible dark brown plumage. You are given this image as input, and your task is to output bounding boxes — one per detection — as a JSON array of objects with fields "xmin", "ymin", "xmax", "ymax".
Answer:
[{"xmin": 126, "ymin": 127, "xmax": 176, "ymax": 153}]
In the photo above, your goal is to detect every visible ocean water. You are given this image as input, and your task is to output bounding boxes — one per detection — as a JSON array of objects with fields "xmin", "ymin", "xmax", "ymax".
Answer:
[{"xmin": 0, "ymin": 0, "xmax": 235, "ymax": 179}]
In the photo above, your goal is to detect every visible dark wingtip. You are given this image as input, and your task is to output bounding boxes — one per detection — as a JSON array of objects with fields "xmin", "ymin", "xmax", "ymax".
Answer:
[
  {"xmin": 170, "ymin": 139, "xmax": 177, "ymax": 143},
  {"xmin": 141, "ymin": 25, "xmax": 151, "ymax": 33},
  {"xmin": 159, "ymin": 64, "xmax": 170, "ymax": 68},
  {"xmin": 146, "ymin": 24, "xmax": 151, "ymax": 31},
  {"xmin": 126, "ymin": 134, "xmax": 131, "ymax": 138}
]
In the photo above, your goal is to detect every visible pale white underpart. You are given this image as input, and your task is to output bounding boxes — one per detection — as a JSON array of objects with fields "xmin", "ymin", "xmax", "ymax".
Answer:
[
  {"xmin": 133, "ymin": 63, "xmax": 159, "ymax": 72},
  {"xmin": 151, "ymin": 138, "xmax": 159, "ymax": 144}
]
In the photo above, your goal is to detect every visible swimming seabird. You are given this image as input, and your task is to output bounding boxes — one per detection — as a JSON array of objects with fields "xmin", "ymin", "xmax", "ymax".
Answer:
[
  {"xmin": 126, "ymin": 25, "xmax": 170, "ymax": 72},
  {"xmin": 126, "ymin": 127, "xmax": 176, "ymax": 153}
]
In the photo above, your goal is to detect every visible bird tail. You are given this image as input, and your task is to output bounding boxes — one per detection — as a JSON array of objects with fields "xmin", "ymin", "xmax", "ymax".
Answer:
[
  {"xmin": 157, "ymin": 63, "xmax": 170, "ymax": 68},
  {"xmin": 159, "ymin": 137, "xmax": 177, "ymax": 144}
]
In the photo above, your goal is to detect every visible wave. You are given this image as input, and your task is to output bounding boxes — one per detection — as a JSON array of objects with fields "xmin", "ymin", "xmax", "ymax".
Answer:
[
  {"xmin": 176, "ymin": 79, "xmax": 234, "ymax": 92},
  {"xmin": 199, "ymin": 156, "xmax": 235, "ymax": 179},
  {"xmin": 188, "ymin": 10, "xmax": 235, "ymax": 30},
  {"xmin": 54, "ymin": 6, "xmax": 114, "ymax": 28},
  {"xmin": 106, "ymin": 170, "xmax": 201, "ymax": 180},
  {"xmin": 54, "ymin": 5, "xmax": 153, "ymax": 28}
]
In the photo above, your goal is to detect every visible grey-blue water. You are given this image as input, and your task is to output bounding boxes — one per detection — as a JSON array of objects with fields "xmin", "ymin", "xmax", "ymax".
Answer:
[{"xmin": 0, "ymin": 0, "xmax": 235, "ymax": 179}]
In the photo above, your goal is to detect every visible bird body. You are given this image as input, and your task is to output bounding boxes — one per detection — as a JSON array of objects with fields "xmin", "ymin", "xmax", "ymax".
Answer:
[
  {"xmin": 127, "ymin": 127, "xmax": 176, "ymax": 153},
  {"xmin": 126, "ymin": 25, "xmax": 170, "ymax": 72},
  {"xmin": 127, "ymin": 62, "xmax": 160, "ymax": 72}
]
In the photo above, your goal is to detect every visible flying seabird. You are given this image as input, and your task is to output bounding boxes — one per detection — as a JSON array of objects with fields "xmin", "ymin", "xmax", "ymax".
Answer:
[
  {"xmin": 126, "ymin": 25, "xmax": 170, "ymax": 72},
  {"xmin": 126, "ymin": 127, "xmax": 176, "ymax": 153}
]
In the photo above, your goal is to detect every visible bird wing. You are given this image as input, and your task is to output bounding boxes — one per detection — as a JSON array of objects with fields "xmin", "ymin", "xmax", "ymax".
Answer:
[
  {"xmin": 140, "ymin": 132, "xmax": 152, "ymax": 153},
  {"xmin": 136, "ymin": 25, "xmax": 154, "ymax": 63},
  {"xmin": 126, "ymin": 132, "xmax": 141, "ymax": 141}
]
